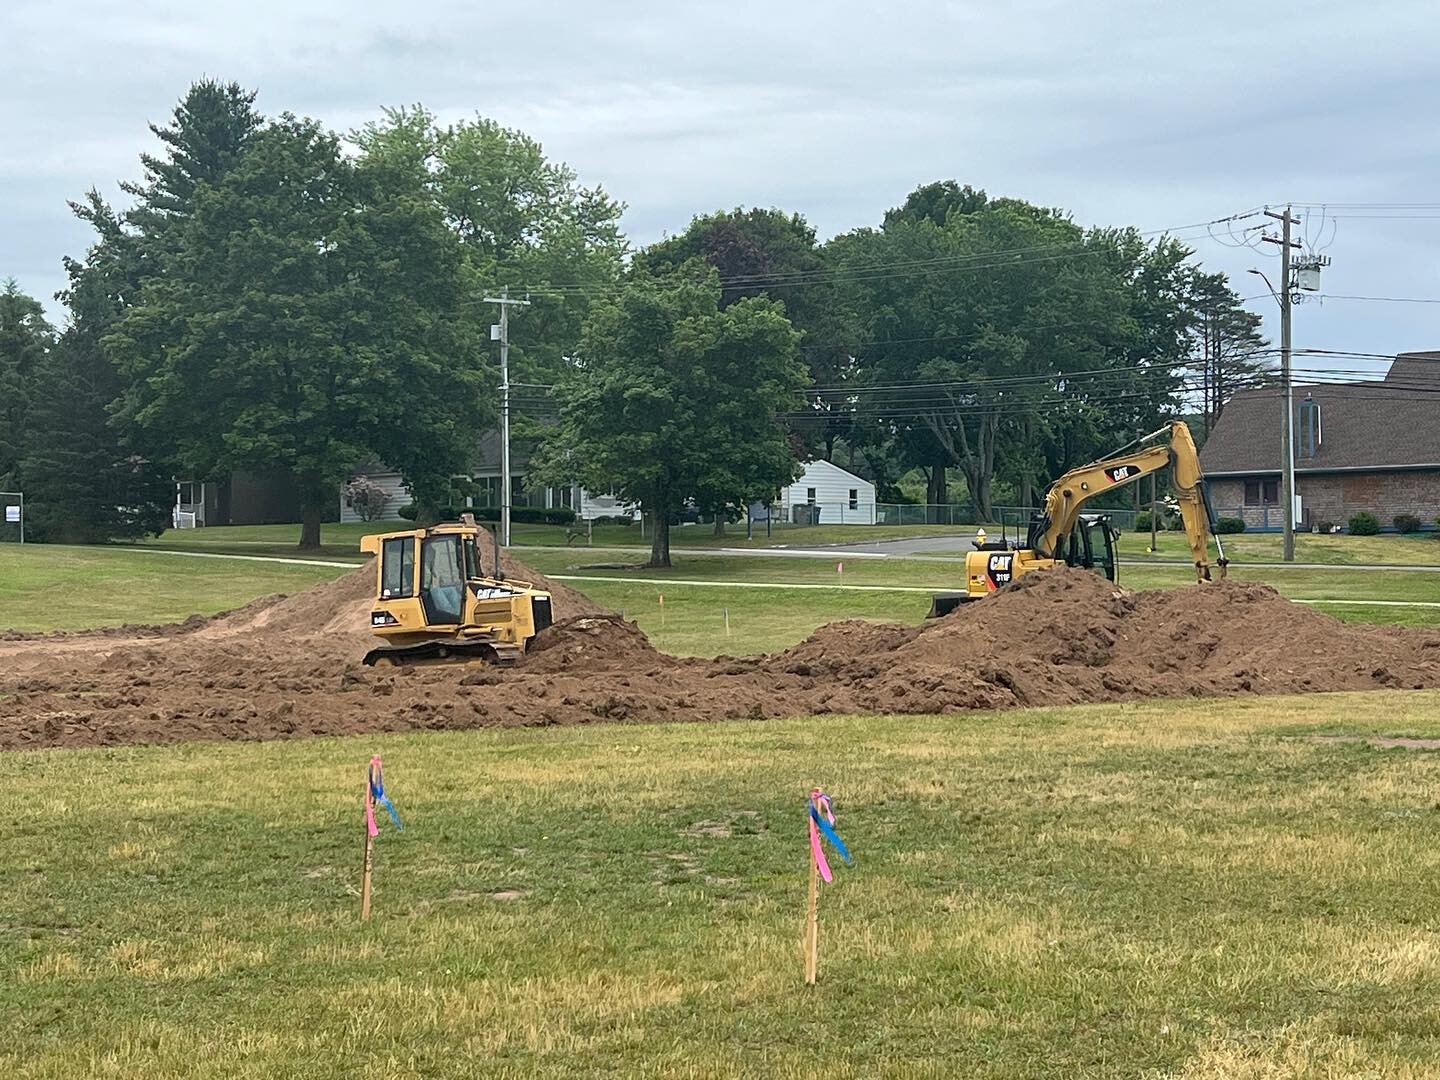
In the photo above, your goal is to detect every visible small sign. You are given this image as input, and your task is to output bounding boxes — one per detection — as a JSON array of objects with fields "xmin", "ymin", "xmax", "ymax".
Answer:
[{"xmin": 4, "ymin": 505, "xmax": 18, "ymax": 523}]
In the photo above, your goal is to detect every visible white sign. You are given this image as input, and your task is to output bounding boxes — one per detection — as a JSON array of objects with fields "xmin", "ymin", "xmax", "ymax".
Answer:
[{"xmin": 4, "ymin": 505, "xmax": 18, "ymax": 523}]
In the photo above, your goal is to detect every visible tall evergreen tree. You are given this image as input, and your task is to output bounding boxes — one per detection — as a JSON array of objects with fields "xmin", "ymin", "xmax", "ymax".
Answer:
[
  {"xmin": 0, "ymin": 279, "xmax": 53, "ymax": 490},
  {"xmin": 22, "ymin": 212, "xmax": 171, "ymax": 543}
]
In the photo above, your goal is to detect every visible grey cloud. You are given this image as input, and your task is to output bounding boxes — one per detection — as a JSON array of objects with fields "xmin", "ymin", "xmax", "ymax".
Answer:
[{"xmin": 2, "ymin": 0, "xmax": 1438, "ymax": 367}]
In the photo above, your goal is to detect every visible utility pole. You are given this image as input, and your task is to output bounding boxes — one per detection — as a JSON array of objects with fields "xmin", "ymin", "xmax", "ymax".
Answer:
[
  {"xmin": 1260, "ymin": 206, "xmax": 1301, "ymax": 563},
  {"xmin": 483, "ymin": 287, "xmax": 531, "ymax": 547}
]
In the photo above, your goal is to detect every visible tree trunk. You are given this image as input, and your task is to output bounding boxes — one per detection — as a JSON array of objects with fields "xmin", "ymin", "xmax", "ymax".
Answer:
[
  {"xmin": 926, "ymin": 460, "xmax": 947, "ymax": 523},
  {"xmin": 973, "ymin": 472, "xmax": 993, "ymax": 524},
  {"xmin": 1020, "ymin": 477, "xmax": 1033, "ymax": 511},
  {"xmin": 648, "ymin": 510, "xmax": 671, "ymax": 568},
  {"xmin": 415, "ymin": 499, "xmax": 442, "ymax": 527},
  {"xmin": 299, "ymin": 498, "xmax": 323, "ymax": 551},
  {"xmin": 712, "ymin": 511, "xmax": 726, "ymax": 536}
]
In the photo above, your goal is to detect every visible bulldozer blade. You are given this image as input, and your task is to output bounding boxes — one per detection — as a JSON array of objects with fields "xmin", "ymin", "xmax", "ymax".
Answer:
[{"xmin": 927, "ymin": 592, "xmax": 970, "ymax": 620}]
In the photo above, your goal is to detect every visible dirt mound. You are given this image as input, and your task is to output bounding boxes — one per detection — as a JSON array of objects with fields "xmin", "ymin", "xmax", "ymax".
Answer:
[
  {"xmin": 4, "ymin": 563, "xmax": 1440, "ymax": 751},
  {"xmin": 524, "ymin": 614, "xmax": 673, "ymax": 674}
]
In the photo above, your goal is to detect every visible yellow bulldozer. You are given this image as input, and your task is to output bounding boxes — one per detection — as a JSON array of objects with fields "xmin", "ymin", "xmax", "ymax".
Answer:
[
  {"xmin": 359, "ymin": 517, "xmax": 553, "ymax": 666},
  {"xmin": 929, "ymin": 421, "xmax": 1228, "ymax": 618}
]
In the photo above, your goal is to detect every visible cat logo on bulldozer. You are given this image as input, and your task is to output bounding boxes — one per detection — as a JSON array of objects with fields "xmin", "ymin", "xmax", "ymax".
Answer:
[
  {"xmin": 986, "ymin": 552, "xmax": 1015, "ymax": 590},
  {"xmin": 1104, "ymin": 464, "xmax": 1141, "ymax": 483}
]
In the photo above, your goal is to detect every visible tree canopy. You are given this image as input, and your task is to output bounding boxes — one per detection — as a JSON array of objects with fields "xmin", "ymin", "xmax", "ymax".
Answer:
[{"xmin": 536, "ymin": 273, "xmax": 807, "ymax": 566}]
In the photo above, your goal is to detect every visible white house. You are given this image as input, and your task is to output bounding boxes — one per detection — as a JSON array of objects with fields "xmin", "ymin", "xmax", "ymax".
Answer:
[{"xmin": 776, "ymin": 460, "xmax": 877, "ymax": 525}]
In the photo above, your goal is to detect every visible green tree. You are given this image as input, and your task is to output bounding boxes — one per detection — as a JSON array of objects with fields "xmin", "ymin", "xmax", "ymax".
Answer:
[
  {"xmin": 830, "ymin": 187, "xmax": 1200, "ymax": 519},
  {"xmin": 107, "ymin": 115, "xmax": 473, "ymax": 548},
  {"xmin": 22, "ymin": 213, "xmax": 171, "ymax": 543},
  {"xmin": 635, "ymin": 207, "xmax": 854, "ymax": 465},
  {"xmin": 352, "ymin": 108, "xmax": 626, "ymax": 487},
  {"xmin": 537, "ymin": 274, "xmax": 806, "ymax": 567},
  {"xmin": 0, "ymin": 279, "xmax": 53, "ymax": 489},
  {"xmin": 1185, "ymin": 269, "xmax": 1269, "ymax": 436}
]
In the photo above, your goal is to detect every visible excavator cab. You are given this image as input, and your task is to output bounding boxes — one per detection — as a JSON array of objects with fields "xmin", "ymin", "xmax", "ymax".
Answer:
[{"xmin": 1062, "ymin": 514, "xmax": 1120, "ymax": 583}]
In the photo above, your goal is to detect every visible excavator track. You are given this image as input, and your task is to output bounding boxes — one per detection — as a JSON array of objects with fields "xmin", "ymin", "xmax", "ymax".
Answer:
[{"xmin": 363, "ymin": 636, "xmax": 522, "ymax": 668}]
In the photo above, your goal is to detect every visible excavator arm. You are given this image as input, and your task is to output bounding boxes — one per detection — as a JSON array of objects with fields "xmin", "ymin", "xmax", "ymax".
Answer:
[{"xmin": 1031, "ymin": 421, "xmax": 1228, "ymax": 582}]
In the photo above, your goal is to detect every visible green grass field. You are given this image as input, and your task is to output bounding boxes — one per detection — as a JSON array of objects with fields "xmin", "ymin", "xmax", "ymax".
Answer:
[
  {"xmin": 1113, "ymin": 529, "xmax": 1440, "ymax": 566},
  {"xmin": 137, "ymin": 519, "xmax": 973, "ymax": 558},
  {"xmin": 8, "ymin": 694, "xmax": 1440, "ymax": 1077},
  {"xmin": 0, "ymin": 545, "xmax": 345, "ymax": 631},
  {"xmin": 6, "ymin": 537, "xmax": 1440, "ymax": 646}
]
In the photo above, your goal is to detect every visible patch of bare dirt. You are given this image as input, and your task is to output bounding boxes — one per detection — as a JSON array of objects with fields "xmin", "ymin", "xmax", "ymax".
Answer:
[{"xmin": 4, "ymin": 563, "xmax": 1440, "ymax": 751}]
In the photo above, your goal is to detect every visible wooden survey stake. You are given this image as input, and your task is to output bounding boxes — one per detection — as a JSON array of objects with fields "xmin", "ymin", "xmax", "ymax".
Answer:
[
  {"xmin": 360, "ymin": 818, "xmax": 375, "ymax": 921},
  {"xmin": 804, "ymin": 823, "xmax": 820, "ymax": 984},
  {"xmin": 802, "ymin": 787, "xmax": 852, "ymax": 985},
  {"xmin": 360, "ymin": 763, "xmax": 376, "ymax": 921}
]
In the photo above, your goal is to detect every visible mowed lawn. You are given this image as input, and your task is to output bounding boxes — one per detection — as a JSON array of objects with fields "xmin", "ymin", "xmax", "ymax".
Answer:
[
  {"xmin": 0, "ymin": 545, "xmax": 345, "ymax": 631},
  {"xmin": 137, "ymin": 519, "xmax": 972, "ymax": 557},
  {"xmin": 7, "ymin": 694, "xmax": 1440, "ymax": 1077},
  {"xmin": 6, "ymin": 539, "xmax": 1440, "ymax": 649}
]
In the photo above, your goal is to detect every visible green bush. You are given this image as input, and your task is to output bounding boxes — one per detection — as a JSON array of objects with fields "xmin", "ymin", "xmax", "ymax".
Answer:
[
  {"xmin": 1214, "ymin": 517, "xmax": 1246, "ymax": 534},
  {"xmin": 1394, "ymin": 513, "xmax": 1423, "ymax": 534},
  {"xmin": 589, "ymin": 514, "xmax": 635, "ymax": 527},
  {"xmin": 394, "ymin": 504, "xmax": 577, "ymax": 526},
  {"xmin": 1133, "ymin": 510, "xmax": 1152, "ymax": 531},
  {"xmin": 1348, "ymin": 511, "xmax": 1381, "ymax": 536}
]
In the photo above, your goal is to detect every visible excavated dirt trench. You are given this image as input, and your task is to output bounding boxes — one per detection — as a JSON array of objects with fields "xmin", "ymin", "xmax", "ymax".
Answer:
[{"xmin": 4, "ymin": 557, "xmax": 1440, "ymax": 751}]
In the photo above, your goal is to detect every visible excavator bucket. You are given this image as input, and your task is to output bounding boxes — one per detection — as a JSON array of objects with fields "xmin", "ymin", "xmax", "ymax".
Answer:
[{"xmin": 927, "ymin": 591, "xmax": 970, "ymax": 620}]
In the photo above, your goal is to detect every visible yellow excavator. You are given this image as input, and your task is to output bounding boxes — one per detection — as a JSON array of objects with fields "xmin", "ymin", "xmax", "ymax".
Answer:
[
  {"xmin": 359, "ymin": 516, "xmax": 553, "ymax": 666},
  {"xmin": 928, "ymin": 420, "xmax": 1228, "ymax": 618}
]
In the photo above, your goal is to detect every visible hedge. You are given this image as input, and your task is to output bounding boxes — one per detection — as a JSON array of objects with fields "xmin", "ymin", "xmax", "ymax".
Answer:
[
  {"xmin": 1214, "ymin": 517, "xmax": 1246, "ymax": 534},
  {"xmin": 396, "ymin": 504, "xmax": 577, "ymax": 526}
]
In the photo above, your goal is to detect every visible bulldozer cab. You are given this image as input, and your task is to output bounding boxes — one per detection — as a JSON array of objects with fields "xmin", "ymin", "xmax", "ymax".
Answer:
[
  {"xmin": 360, "ymin": 523, "xmax": 553, "ymax": 667},
  {"xmin": 1061, "ymin": 514, "xmax": 1119, "ymax": 583}
]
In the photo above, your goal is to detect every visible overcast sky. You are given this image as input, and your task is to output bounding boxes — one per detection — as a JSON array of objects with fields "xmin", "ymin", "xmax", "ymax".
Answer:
[{"xmin": 4, "ymin": 0, "xmax": 1438, "ymax": 373}]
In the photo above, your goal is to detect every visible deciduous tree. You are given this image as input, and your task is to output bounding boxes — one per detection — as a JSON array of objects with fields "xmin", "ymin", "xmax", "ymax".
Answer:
[{"xmin": 537, "ymin": 274, "xmax": 806, "ymax": 567}]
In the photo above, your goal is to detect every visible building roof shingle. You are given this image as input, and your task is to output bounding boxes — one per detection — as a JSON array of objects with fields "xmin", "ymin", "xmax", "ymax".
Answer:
[{"xmin": 1199, "ymin": 351, "xmax": 1440, "ymax": 475}]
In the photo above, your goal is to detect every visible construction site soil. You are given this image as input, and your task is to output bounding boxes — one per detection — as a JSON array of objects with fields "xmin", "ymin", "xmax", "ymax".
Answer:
[{"xmin": 4, "ymin": 557, "xmax": 1440, "ymax": 751}]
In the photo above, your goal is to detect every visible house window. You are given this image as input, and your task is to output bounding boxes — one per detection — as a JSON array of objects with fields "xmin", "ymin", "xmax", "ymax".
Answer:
[
  {"xmin": 806, "ymin": 487, "xmax": 817, "ymax": 504},
  {"xmin": 1243, "ymin": 479, "xmax": 1279, "ymax": 506},
  {"xmin": 848, "ymin": 488, "xmax": 858, "ymax": 511}
]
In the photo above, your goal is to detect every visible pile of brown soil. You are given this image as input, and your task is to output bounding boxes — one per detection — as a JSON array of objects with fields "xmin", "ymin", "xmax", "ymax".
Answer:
[{"xmin": 3, "ymin": 563, "xmax": 1438, "ymax": 751}]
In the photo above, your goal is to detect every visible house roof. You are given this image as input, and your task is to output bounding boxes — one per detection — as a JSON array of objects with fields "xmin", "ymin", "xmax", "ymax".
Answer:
[
  {"xmin": 1199, "ymin": 351, "xmax": 1440, "ymax": 475},
  {"xmin": 787, "ymin": 459, "xmax": 874, "ymax": 489}
]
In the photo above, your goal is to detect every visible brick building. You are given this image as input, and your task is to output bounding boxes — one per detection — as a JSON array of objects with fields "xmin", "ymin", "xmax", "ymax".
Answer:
[{"xmin": 1200, "ymin": 351, "xmax": 1440, "ymax": 532}]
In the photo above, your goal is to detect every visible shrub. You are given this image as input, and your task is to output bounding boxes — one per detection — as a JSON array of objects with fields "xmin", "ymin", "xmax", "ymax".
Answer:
[
  {"xmin": 1133, "ymin": 510, "xmax": 1152, "ymax": 532},
  {"xmin": 590, "ymin": 514, "xmax": 635, "ymax": 527},
  {"xmin": 1214, "ymin": 516, "xmax": 1246, "ymax": 534},
  {"xmin": 1313, "ymin": 519, "xmax": 1336, "ymax": 534},
  {"xmin": 1348, "ymin": 511, "xmax": 1381, "ymax": 536},
  {"xmin": 394, "ymin": 504, "xmax": 576, "ymax": 526},
  {"xmin": 1394, "ymin": 513, "xmax": 1423, "ymax": 534},
  {"xmin": 342, "ymin": 476, "xmax": 391, "ymax": 521}
]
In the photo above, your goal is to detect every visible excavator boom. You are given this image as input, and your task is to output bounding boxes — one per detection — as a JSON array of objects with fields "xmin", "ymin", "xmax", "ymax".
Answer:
[
  {"xmin": 929, "ymin": 420, "xmax": 1226, "ymax": 618},
  {"xmin": 1031, "ymin": 420, "xmax": 1226, "ymax": 582}
]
